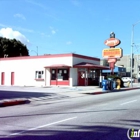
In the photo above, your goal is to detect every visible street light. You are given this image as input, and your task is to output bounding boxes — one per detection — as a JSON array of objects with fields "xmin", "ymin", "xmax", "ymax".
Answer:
[
  {"xmin": 131, "ymin": 21, "xmax": 140, "ymax": 87},
  {"xmin": 31, "ymin": 46, "xmax": 38, "ymax": 56}
]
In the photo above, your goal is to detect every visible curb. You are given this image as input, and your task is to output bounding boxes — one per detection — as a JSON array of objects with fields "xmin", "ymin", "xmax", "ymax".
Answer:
[
  {"xmin": 123, "ymin": 87, "xmax": 140, "ymax": 91},
  {"xmin": 90, "ymin": 87, "xmax": 140, "ymax": 95},
  {"xmin": 0, "ymin": 99, "xmax": 30, "ymax": 107}
]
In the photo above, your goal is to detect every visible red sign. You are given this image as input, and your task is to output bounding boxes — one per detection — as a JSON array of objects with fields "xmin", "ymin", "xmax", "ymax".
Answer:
[
  {"xmin": 102, "ymin": 48, "xmax": 123, "ymax": 59},
  {"xmin": 108, "ymin": 58, "xmax": 117, "ymax": 63},
  {"xmin": 104, "ymin": 38, "xmax": 121, "ymax": 47}
]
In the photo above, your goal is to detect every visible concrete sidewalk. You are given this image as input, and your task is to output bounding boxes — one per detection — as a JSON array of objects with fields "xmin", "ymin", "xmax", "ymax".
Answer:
[
  {"xmin": 0, "ymin": 86, "xmax": 101, "ymax": 107},
  {"xmin": 0, "ymin": 84, "xmax": 140, "ymax": 107}
]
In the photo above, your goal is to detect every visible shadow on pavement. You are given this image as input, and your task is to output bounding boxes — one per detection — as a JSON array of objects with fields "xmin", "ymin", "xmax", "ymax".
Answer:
[
  {"xmin": 1, "ymin": 119, "xmax": 140, "ymax": 140},
  {"xmin": 0, "ymin": 90, "xmax": 58, "ymax": 100}
]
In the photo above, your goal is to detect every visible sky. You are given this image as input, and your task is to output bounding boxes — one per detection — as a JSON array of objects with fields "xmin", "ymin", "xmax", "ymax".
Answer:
[{"xmin": 0, "ymin": 0, "xmax": 140, "ymax": 58}]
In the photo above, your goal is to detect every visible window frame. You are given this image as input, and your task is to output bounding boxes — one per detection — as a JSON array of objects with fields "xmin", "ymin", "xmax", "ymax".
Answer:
[
  {"xmin": 51, "ymin": 68, "xmax": 69, "ymax": 81},
  {"xmin": 35, "ymin": 71, "xmax": 44, "ymax": 80},
  {"xmin": 51, "ymin": 69, "xmax": 57, "ymax": 80}
]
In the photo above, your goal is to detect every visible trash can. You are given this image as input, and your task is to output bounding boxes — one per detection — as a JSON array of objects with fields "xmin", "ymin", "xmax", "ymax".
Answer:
[
  {"xmin": 102, "ymin": 80, "xmax": 108, "ymax": 91},
  {"xmin": 108, "ymin": 80, "xmax": 114, "ymax": 91}
]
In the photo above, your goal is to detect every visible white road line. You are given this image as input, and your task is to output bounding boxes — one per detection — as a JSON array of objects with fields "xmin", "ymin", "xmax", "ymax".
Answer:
[
  {"xmin": 120, "ymin": 100, "xmax": 137, "ymax": 105},
  {"xmin": 8, "ymin": 116, "xmax": 77, "ymax": 136}
]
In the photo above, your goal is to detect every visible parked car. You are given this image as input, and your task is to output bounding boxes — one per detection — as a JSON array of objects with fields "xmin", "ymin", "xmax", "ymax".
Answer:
[{"xmin": 121, "ymin": 77, "xmax": 134, "ymax": 83}]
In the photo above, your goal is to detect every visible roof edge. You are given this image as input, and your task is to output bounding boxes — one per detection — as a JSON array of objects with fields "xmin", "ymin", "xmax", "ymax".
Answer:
[{"xmin": 0, "ymin": 53, "xmax": 100, "ymax": 61}]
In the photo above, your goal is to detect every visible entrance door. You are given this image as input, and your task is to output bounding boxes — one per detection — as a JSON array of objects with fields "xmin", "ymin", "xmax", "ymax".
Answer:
[
  {"xmin": 1, "ymin": 72, "xmax": 5, "ymax": 85},
  {"xmin": 78, "ymin": 71, "xmax": 85, "ymax": 86},
  {"xmin": 50, "ymin": 69, "xmax": 57, "ymax": 85},
  {"xmin": 11, "ymin": 72, "xmax": 15, "ymax": 85}
]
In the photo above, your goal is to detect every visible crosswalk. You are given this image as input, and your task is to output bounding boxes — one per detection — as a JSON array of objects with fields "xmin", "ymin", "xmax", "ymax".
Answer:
[{"xmin": 29, "ymin": 95, "xmax": 69, "ymax": 102}]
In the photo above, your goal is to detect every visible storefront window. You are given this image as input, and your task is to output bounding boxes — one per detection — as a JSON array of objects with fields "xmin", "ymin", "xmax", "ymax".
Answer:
[
  {"xmin": 51, "ymin": 69, "xmax": 69, "ymax": 80},
  {"xmin": 88, "ymin": 70, "xmax": 95, "ymax": 79},
  {"xmin": 51, "ymin": 69, "xmax": 56, "ymax": 80},
  {"xmin": 35, "ymin": 71, "xmax": 44, "ymax": 79},
  {"xmin": 58, "ymin": 69, "xmax": 69, "ymax": 80}
]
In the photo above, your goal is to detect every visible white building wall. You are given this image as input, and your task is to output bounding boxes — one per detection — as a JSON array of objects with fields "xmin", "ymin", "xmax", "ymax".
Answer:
[
  {"xmin": 70, "ymin": 68, "xmax": 78, "ymax": 86},
  {"xmin": 0, "ymin": 55, "xmax": 101, "ymax": 87},
  {"xmin": 0, "ymin": 56, "xmax": 72, "ymax": 86},
  {"xmin": 4, "ymin": 71, "xmax": 11, "ymax": 86},
  {"xmin": 45, "ymin": 68, "xmax": 51, "ymax": 86}
]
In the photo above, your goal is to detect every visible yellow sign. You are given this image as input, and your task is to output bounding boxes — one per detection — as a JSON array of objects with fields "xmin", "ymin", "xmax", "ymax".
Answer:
[{"xmin": 102, "ymin": 48, "xmax": 123, "ymax": 58}]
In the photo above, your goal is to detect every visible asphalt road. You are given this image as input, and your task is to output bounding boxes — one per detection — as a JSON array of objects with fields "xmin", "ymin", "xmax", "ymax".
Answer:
[{"xmin": 0, "ymin": 89, "xmax": 140, "ymax": 140}]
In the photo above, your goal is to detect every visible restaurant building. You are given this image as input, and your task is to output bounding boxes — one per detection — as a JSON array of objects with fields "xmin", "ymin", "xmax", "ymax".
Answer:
[{"xmin": 0, "ymin": 53, "xmax": 109, "ymax": 87}]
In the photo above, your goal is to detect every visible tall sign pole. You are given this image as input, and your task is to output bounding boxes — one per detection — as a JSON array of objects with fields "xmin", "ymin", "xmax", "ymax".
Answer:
[
  {"xmin": 131, "ymin": 25, "xmax": 134, "ymax": 87},
  {"xmin": 103, "ymin": 32, "xmax": 123, "ymax": 75}
]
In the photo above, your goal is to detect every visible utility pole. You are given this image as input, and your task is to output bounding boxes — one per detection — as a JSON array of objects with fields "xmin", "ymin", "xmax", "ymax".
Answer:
[
  {"xmin": 130, "ymin": 21, "xmax": 140, "ymax": 87},
  {"xmin": 37, "ymin": 46, "xmax": 38, "ymax": 56},
  {"xmin": 131, "ymin": 25, "xmax": 134, "ymax": 87}
]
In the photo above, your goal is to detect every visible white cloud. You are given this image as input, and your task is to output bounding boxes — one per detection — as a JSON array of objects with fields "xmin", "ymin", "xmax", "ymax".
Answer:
[
  {"xmin": 71, "ymin": 0, "xmax": 81, "ymax": 7},
  {"xmin": 26, "ymin": 0, "xmax": 47, "ymax": 9},
  {"xmin": 26, "ymin": 0, "xmax": 59, "ymax": 21},
  {"xmin": 66, "ymin": 41, "xmax": 72, "ymax": 45},
  {"xmin": 0, "ymin": 28, "xmax": 29, "ymax": 45},
  {"xmin": 51, "ymin": 30, "xmax": 56, "ymax": 34},
  {"xmin": 49, "ymin": 26, "xmax": 57, "ymax": 35},
  {"xmin": 16, "ymin": 27, "xmax": 34, "ymax": 33},
  {"xmin": 40, "ymin": 32, "xmax": 51, "ymax": 38},
  {"xmin": 0, "ymin": 23, "xmax": 34, "ymax": 33},
  {"xmin": 14, "ymin": 14, "xmax": 26, "ymax": 20}
]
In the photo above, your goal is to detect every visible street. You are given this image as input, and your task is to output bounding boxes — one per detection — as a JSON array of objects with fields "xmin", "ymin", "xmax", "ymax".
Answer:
[{"xmin": 0, "ymin": 89, "xmax": 140, "ymax": 140}]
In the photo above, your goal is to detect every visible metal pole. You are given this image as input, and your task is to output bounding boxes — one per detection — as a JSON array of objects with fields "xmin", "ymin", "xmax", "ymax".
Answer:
[
  {"xmin": 135, "ymin": 46, "xmax": 140, "ymax": 80},
  {"xmin": 37, "ymin": 46, "xmax": 38, "ymax": 56},
  {"xmin": 131, "ymin": 25, "xmax": 134, "ymax": 87},
  {"xmin": 131, "ymin": 21, "xmax": 140, "ymax": 87},
  {"xmin": 137, "ymin": 54, "xmax": 138, "ymax": 79}
]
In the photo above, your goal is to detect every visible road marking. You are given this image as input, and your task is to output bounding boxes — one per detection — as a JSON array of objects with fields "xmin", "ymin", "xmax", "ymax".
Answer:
[
  {"xmin": 120, "ymin": 100, "xmax": 137, "ymax": 105},
  {"xmin": 8, "ymin": 116, "xmax": 77, "ymax": 136}
]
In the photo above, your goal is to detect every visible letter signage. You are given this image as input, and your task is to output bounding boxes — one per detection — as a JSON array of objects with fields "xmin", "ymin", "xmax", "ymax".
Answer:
[
  {"xmin": 104, "ymin": 38, "xmax": 121, "ymax": 47},
  {"xmin": 102, "ymin": 32, "xmax": 123, "ymax": 75},
  {"xmin": 102, "ymin": 48, "xmax": 123, "ymax": 59}
]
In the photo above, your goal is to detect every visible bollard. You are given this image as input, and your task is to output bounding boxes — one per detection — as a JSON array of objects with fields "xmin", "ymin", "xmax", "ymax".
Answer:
[
  {"xmin": 127, "ymin": 81, "xmax": 130, "ymax": 87},
  {"xmin": 116, "ymin": 79, "xmax": 121, "ymax": 90}
]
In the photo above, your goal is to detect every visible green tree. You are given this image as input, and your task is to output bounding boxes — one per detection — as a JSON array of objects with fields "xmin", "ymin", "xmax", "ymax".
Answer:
[{"xmin": 0, "ymin": 37, "xmax": 29, "ymax": 58}]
